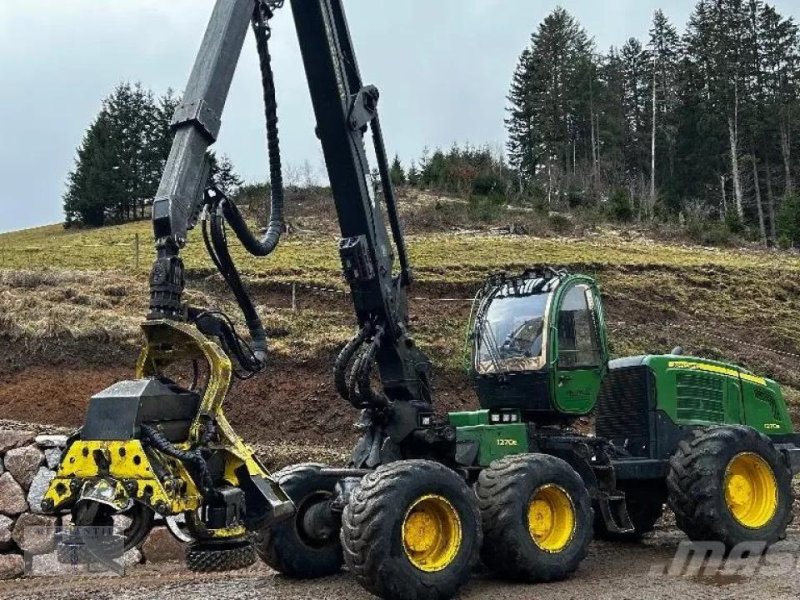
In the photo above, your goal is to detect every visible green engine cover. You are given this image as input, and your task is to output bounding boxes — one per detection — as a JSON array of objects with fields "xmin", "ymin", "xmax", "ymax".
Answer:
[{"xmin": 646, "ymin": 355, "xmax": 792, "ymax": 435}]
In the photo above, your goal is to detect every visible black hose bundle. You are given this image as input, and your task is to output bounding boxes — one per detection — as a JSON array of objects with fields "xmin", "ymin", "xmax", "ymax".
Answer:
[
  {"xmin": 195, "ymin": 5, "xmax": 285, "ymax": 377},
  {"xmin": 358, "ymin": 341, "xmax": 387, "ymax": 407},
  {"xmin": 335, "ymin": 325, "xmax": 370, "ymax": 401},
  {"xmin": 221, "ymin": 8, "xmax": 284, "ymax": 258},
  {"xmin": 140, "ymin": 424, "xmax": 214, "ymax": 494},
  {"xmin": 203, "ymin": 197, "xmax": 267, "ymax": 370},
  {"xmin": 335, "ymin": 325, "xmax": 390, "ymax": 409}
]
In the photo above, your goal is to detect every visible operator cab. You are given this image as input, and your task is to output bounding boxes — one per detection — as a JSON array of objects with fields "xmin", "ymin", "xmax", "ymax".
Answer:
[{"xmin": 469, "ymin": 269, "xmax": 609, "ymax": 425}]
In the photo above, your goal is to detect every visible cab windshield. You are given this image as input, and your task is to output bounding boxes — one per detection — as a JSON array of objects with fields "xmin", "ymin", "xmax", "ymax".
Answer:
[{"xmin": 476, "ymin": 292, "xmax": 550, "ymax": 375}]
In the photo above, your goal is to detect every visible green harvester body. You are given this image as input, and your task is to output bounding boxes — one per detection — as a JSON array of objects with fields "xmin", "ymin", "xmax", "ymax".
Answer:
[{"xmin": 450, "ymin": 269, "xmax": 798, "ymax": 475}]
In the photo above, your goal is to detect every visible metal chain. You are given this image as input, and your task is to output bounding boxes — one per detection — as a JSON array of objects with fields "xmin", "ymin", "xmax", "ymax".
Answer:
[{"xmin": 256, "ymin": 0, "xmax": 284, "ymax": 39}]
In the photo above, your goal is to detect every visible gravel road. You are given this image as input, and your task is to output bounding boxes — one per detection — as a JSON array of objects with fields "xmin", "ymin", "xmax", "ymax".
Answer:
[{"xmin": 2, "ymin": 527, "xmax": 799, "ymax": 600}]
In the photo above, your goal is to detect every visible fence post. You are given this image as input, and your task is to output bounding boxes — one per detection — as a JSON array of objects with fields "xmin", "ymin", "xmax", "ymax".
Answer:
[
  {"xmin": 292, "ymin": 283, "xmax": 297, "ymax": 312},
  {"xmin": 134, "ymin": 234, "xmax": 140, "ymax": 270}
]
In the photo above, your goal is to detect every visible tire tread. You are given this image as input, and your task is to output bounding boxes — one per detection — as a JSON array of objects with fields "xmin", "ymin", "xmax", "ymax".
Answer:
[
  {"xmin": 666, "ymin": 426, "xmax": 793, "ymax": 549},
  {"xmin": 476, "ymin": 453, "xmax": 592, "ymax": 582},
  {"xmin": 341, "ymin": 460, "xmax": 481, "ymax": 600}
]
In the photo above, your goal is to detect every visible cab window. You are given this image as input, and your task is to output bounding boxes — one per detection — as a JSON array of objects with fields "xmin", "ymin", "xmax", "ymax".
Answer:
[
  {"xmin": 557, "ymin": 285, "xmax": 602, "ymax": 369},
  {"xmin": 476, "ymin": 291, "xmax": 549, "ymax": 374}
]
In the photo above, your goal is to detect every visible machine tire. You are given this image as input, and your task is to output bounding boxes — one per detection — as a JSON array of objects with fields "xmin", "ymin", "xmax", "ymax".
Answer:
[
  {"xmin": 254, "ymin": 463, "xmax": 343, "ymax": 579},
  {"xmin": 341, "ymin": 460, "xmax": 481, "ymax": 600},
  {"xmin": 57, "ymin": 500, "xmax": 154, "ymax": 564},
  {"xmin": 119, "ymin": 502, "xmax": 156, "ymax": 550},
  {"xmin": 594, "ymin": 482, "xmax": 666, "ymax": 541},
  {"xmin": 476, "ymin": 453, "xmax": 593, "ymax": 582},
  {"xmin": 667, "ymin": 426, "xmax": 793, "ymax": 550},
  {"xmin": 186, "ymin": 539, "xmax": 256, "ymax": 572}
]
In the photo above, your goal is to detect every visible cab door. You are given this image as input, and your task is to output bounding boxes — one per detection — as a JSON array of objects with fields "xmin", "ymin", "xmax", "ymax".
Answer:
[{"xmin": 549, "ymin": 280, "xmax": 608, "ymax": 415}]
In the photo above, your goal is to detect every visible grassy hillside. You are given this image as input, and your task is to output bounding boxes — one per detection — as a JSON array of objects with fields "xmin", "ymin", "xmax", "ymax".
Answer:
[
  {"xmin": 2, "ymin": 208, "xmax": 800, "ymax": 434},
  {"xmin": 1, "ymin": 218, "xmax": 797, "ymax": 280}
]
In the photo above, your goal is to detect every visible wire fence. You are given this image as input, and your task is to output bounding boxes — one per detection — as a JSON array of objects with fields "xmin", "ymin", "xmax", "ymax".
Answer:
[
  {"xmin": 269, "ymin": 281, "xmax": 800, "ymax": 362},
  {"xmin": 1, "ymin": 236, "xmax": 798, "ymax": 362},
  {"xmin": 610, "ymin": 320, "xmax": 800, "ymax": 361}
]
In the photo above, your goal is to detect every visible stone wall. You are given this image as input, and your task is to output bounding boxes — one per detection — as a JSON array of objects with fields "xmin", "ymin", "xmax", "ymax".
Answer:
[
  {"xmin": 0, "ymin": 430, "xmax": 64, "ymax": 579},
  {"xmin": 0, "ymin": 429, "xmax": 185, "ymax": 579}
]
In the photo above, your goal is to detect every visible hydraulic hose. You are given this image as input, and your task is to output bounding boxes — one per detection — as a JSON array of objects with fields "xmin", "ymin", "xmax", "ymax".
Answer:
[
  {"xmin": 334, "ymin": 326, "xmax": 370, "ymax": 402},
  {"xmin": 196, "ymin": 9, "xmax": 284, "ymax": 371},
  {"xmin": 223, "ymin": 9, "xmax": 285, "ymax": 258},
  {"xmin": 356, "ymin": 334, "xmax": 388, "ymax": 408},
  {"xmin": 208, "ymin": 199, "xmax": 267, "ymax": 368},
  {"xmin": 140, "ymin": 424, "xmax": 214, "ymax": 494},
  {"xmin": 371, "ymin": 116, "xmax": 411, "ymax": 287},
  {"xmin": 345, "ymin": 327, "xmax": 389, "ymax": 409},
  {"xmin": 347, "ymin": 345, "xmax": 368, "ymax": 407}
]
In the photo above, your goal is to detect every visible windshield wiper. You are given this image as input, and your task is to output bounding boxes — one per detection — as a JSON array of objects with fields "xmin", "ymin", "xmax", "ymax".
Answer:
[{"xmin": 479, "ymin": 318, "xmax": 508, "ymax": 378}]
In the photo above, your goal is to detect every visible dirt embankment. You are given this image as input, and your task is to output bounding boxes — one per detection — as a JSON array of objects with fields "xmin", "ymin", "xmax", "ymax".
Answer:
[
  {"xmin": 2, "ymin": 258, "xmax": 800, "ymax": 441},
  {"xmin": 0, "ymin": 338, "xmax": 477, "ymax": 449}
]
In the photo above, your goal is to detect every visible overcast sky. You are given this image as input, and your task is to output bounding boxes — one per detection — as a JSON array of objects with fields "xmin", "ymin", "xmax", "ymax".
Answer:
[{"xmin": 1, "ymin": 1, "xmax": 798, "ymax": 233}]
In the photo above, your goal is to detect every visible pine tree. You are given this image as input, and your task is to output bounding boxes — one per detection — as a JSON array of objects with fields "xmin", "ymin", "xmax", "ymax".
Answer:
[
  {"xmin": 63, "ymin": 110, "xmax": 123, "ymax": 227},
  {"xmin": 209, "ymin": 153, "xmax": 243, "ymax": 197},
  {"xmin": 744, "ymin": 0, "xmax": 769, "ymax": 242},
  {"xmin": 715, "ymin": 0, "xmax": 754, "ymax": 220},
  {"xmin": 407, "ymin": 161, "xmax": 421, "ymax": 187},
  {"xmin": 64, "ymin": 82, "xmax": 172, "ymax": 226},
  {"xmin": 505, "ymin": 7, "xmax": 595, "ymax": 205},
  {"xmin": 758, "ymin": 3, "xmax": 799, "ymax": 238},
  {"xmin": 759, "ymin": 4, "xmax": 799, "ymax": 198},
  {"xmin": 421, "ymin": 149, "xmax": 447, "ymax": 188},
  {"xmin": 620, "ymin": 38, "xmax": 649, "ymax": 187},
  {"xmin": 679, "ymin": 0, "xmax": 752, "ymax": 219},
  {"xmin": 673, "ymin": 2, "xmax": 720, "ymax": 216},
  {"xmin": 648, "ymin": 10, "xmax": 681, "ymax": 212},
  {"xmin": 506, "ymin": 47, "xmax": 539, "ymax": 179},
  {"xmin": 595, "ymin": 47, "xmax": 628, "ymax": 188},
  {"xmin": 104, "ymin": 83, "xmax": 159, "ymax": 221},
  {"xmin": 389, "ymin": 155, "xmax": 407, "ymax": 186}
]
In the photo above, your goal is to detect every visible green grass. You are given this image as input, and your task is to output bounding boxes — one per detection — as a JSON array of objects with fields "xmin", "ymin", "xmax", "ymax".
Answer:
[
  {"xmin": 2, "ymin": 222, "xmax": 798, "ymax": 287},
  {"xmin": 2, "ymin": 219, "xmax": 800, "ymax": 410}
]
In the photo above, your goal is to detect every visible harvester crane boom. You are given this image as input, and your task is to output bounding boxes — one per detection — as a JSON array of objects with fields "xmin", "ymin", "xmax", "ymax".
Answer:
[
  {"xmin": 149, "ymin": 0, "xmax": 253, "ymax": 316},
  {"xmin": 146, "ymin": 0, "xmax": 439, "ymax": 466},
  {"xmin": 148, "ymin": 0, "xmax": 286, "ymax": 374},
  {"xmin": 289, "ymin": 1, "xmax": 432, "ymax": 417},
  {"xmin": 288, "ymin": 1, "xmax": 442, "ymax": 467}
]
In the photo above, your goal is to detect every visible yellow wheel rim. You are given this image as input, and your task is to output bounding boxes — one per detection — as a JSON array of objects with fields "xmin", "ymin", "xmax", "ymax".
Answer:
[
  {"xmin": 402, "ymin": 494, "xmax": 462, "ymax": 573},
  {"xmin": 528, "ymin": 484, "xmax": 576, "ymax": 553},
  {"xmin": 724, "ymin": 452, "xmax": 778, "ymax": 529}
]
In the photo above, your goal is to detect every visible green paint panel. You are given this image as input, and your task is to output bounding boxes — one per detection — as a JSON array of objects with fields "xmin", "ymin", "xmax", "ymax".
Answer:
[
  {"xmin": 448, "ymin": 410, "xmax": 492, "ymax": 427},
  {"xmin": 645, "ymin": 355, "xmax": 793, "ymax": 436},
  {"xmin": 743, "ymin": 379, "xmax": 792, "ymax": 435},
  {"xmin": 455, "ymin": 422, "xmax": 529, "ymax": 466},
  {"xmin": 553, "ymin": 368, "xmax": 602, "ymax": 415},
  {"xmin": 549, "ymin": 275, "xmax": 608, "ymax": 416}
]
